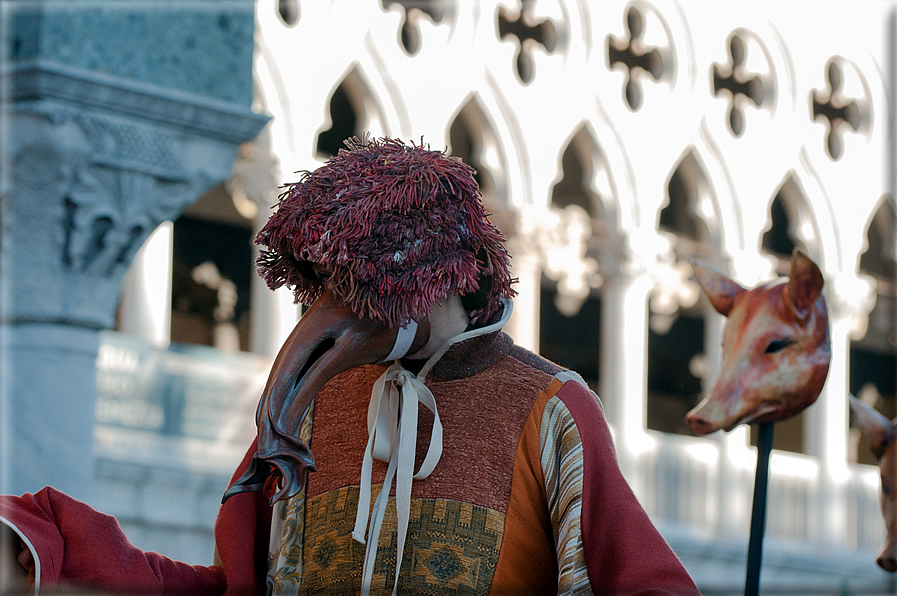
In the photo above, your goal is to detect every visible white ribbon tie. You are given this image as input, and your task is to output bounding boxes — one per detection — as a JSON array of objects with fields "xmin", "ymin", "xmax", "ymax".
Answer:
[
  {"xmin": 352, "ymin": 362, "xmax": 443, "ymax": 596},
  {"xmin": 382, "ymin": 321, "xmax": 418, "ymax": 362}
]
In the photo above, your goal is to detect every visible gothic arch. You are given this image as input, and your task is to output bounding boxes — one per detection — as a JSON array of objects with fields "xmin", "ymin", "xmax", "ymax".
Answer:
[
  {"xmin": 549, "ymin": 125, "xmax": 616, "ymax": 229},
  {"xmin": 760, "ymin": 175, "xmax": 822, "ymax": 269},
  {"xmin": 646, "ymin": 149, "xmax": 720, "ymax": 436},
  {"xmin": 446, "ymin": 95, "xmax": 510, "ymax": 212},
  {"xmin": 315, "ymin": 66, "xmax": 390, "ymax": 158},
  {"xmin": 850, "ymin": 196, "xmax": 897, "ymax": 465},
  {"xmin": 859, "ymin": 197, "xmax": 896, "ymax": 280},
  {"xmin": 659, "ymin": 150, "xmax": 721, "ymax": 253}
]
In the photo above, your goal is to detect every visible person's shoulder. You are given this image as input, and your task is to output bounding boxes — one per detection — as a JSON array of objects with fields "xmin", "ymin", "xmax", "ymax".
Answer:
[
  {"xmin": 504, "ymin": 341, "xmax": 566, "ymax": 378},
  {"xmin": 503, "ymin": 341, "xmax": 602, "ymax": 409}
]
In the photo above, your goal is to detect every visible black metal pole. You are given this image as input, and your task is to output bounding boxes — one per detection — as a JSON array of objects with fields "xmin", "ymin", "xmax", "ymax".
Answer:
[{"xmin": 745, "ymin": 421, "xmax": 775, "ymax": 596}]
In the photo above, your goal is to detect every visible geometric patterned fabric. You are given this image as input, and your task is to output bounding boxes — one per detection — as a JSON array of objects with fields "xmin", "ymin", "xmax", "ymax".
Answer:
[{"xmin": 273, "ymin": 485, "xmax": 504, "ymax": 595}]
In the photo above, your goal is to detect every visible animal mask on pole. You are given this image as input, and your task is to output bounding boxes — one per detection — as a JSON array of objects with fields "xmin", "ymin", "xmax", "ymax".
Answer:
[
  {"xmin": 686, "ymin": 249, "xmax": 831, "ymax": 435},
  {"xmin": 223, "ymin": 136, "xmax": 515, "ymax": 505}
]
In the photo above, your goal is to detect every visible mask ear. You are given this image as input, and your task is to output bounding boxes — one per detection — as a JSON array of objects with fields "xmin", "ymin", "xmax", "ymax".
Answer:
[
  {"xmin": 850, "ymin": 394, "xmax": 897, "ymax": 460},
  {"xmin": 690, "ymin": 259, "xmax": 746, "ymax": 317},
  {"xmin": 787, "ymin": 249, "xmax": 825, "ymax": 320}
]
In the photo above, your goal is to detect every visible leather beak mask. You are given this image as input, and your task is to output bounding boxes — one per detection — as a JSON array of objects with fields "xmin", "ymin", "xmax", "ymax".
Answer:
[{"xmin": 222, "ymin": 287, "xmax": 430, "ymax": 505}]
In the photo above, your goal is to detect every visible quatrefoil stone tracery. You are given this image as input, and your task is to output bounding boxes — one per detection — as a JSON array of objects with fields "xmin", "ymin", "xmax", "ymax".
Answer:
[
  {"xmin": 811, "ymin": 60, "xmax": 863, "ymax": 161},
  {"xmin": 497, "ymin": 0, "xmax": 558, "ymax": 84},
  {"xmin": 607, "ymin": 6, "xmax": 665, "ymax": 111},
  {"xmin": 712, "ymin": 34, "xmax": 767, "ymax": 137},
  {"xmin": 382, "ymin": 0, "xmax": 446, "ymax": 55}
]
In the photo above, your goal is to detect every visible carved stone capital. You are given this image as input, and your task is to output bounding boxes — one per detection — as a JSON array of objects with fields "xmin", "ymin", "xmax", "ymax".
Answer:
[
  {"xmin": 599, "ymin": 230, "xmax": 699, "ymax": 326},
  {"xmin": 1, "ymin": 62, "xmax": 269, "ymax": 330},
  {"xmin": 727, "ymin": 251, "xmax": 779, "ymax": 289},
  {"xmin": 827, "ymin": 271, "xmax": 877, "ymax": 339},
  {"xmin": 516, "ymin": 205, "xmax": 600, "ymax": 315}
]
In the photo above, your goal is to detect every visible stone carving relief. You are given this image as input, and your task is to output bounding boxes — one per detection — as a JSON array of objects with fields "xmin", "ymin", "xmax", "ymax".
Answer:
[
  {"xmin": 811, "ymin": 57, "xmax": 870, "ymax": 161},
  {"xmin": 56, "ymin": 110, "xmax": 197, "ymax": 279},
  {"xmin": 9, "ymin": 106, "xmax": 202, "ymax": 284},
  {"xmin": 711, "ymin": 30, "xmax": 774, "ymax": 137},
  {"xmin": 619, "ymin": 229, "xmax": 699, "ymax": 333},
  {"xmin": 76, "ymin": 113, "xmax": 187, "ymax": 181},
  {"xmin": 518, "ymin": 204, "xmax": 600, "ymax": 316},
  {"xmin": 62, "ymin": 165, "xmax": 190, "ymax": 278},
  {"xmin": 607, "ymin": 4, "xmax": 671, "ymax": 111},
  {"xmin": 829, "ymin": 271, "xmax": 877, "ymax": 340}
]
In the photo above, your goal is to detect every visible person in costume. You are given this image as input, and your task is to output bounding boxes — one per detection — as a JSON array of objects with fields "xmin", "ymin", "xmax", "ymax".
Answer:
[{"xmin": 1, "ymin": 136, "xmax": 699, "ymax": 595}]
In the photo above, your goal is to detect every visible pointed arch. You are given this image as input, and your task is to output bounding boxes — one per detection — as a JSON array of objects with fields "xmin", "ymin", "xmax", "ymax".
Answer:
[
  {"xmin": 761, "ymin": 176, "xmax": 821, "ymax": 270},
  {"xmin": 659, "ymin": 150, "xmax": 721, "ymax": 253},
  {"xmin": 646, "ymin": 150, "xmax": 718, "ymax": 436},
  {"xmin": 447, "ymin": 95, "xmax": 510, "ymax": 211},
  {"xmin": 850, "ymin": 196, "xmax": 897, "ymax": 464},
  {"xmin": 859, "ymin": 197, "xmax": 896, "ymax": 281},
  {"xmin": 755, "ymin": 177, "xmax": 823, "ymax": 455},
  {"xmin": 550, "ymin": 125, "xmax": 616, "ymax": 227},
  {"xmin": 315, "ymin": 66, "xmax": 389, "ymax": 158}
]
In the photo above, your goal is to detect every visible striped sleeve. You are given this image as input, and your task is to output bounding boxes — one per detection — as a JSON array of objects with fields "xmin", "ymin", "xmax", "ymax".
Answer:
[
  {"xmin": 539, "ymin": 392, "xmax": 592, "ymax": 595},
  {"xmin": 553, "ymin": 379, "xmax": 700, "ymax": 595}
]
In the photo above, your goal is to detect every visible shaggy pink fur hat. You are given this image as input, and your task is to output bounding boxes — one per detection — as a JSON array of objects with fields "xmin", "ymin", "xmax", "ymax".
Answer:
[{"xmin": 255, "ymin": 136, "xmax": 515, "ymax": 328}]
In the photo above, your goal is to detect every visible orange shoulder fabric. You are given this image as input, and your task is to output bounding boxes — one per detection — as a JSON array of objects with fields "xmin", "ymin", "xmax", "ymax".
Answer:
[{"xmin": 489, "ymin": 378, "xmax": 562, "ymax": 595}]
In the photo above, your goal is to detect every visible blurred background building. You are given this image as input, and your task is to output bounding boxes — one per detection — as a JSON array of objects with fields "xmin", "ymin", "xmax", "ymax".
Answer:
[{"xmin": 2, "ymin": 1, "xmax": 896, "ymax": 593}]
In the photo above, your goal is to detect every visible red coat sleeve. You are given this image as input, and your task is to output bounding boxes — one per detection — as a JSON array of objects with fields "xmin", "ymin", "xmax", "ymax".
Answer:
[
  {"xmin": 555, "ymin": 381, "xmax": 700, "ymax": 596},
  {"xmin": 0, "ymin": 487, "xmax": 226, "ymax": 595},
  {"xmin": 0, "ymin": 441, "xmax": 274, "ymax": 595},
  {"xmin": 214, "ymin": 440, "xmax": 273, "ymax": 596}
]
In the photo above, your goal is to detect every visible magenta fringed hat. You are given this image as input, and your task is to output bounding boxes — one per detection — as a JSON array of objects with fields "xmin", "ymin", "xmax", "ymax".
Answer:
[{"xmin": 255, "ymin": 136, "xmax": 516, "ymax": 328}]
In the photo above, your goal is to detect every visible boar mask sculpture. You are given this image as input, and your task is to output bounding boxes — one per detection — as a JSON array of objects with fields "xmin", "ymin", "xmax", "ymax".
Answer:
[{"xmin": 686, "ymin": 249, "xmax": 831, "ymax": 435}]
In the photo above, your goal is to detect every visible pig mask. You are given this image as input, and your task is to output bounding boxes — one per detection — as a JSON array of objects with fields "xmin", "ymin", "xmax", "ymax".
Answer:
[{"xmin": 686, "ymin": 249, "xmax": 831, "ymax": 435}]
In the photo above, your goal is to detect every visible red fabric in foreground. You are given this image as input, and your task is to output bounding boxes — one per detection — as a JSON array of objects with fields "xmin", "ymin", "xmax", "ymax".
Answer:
[
  {"xmin": 215, "ymin": 440, "xmax": 273, "ymax": 596},
  {"xmin": 0, "ymin": 441, "xmax": 271, "ymax": 595},
  {"xmin": 0, "ymin": 488, "xmax": 225, "ymax": 594},
  {"xmin": 556, "ymin": 381, "xmax": 701, "ymax": 596}
]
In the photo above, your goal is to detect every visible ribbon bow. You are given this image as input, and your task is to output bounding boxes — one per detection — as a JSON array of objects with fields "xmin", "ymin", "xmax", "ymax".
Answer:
[{"xmin": 352, "ymin": 362, "xmax": 443, "ymax": 596}]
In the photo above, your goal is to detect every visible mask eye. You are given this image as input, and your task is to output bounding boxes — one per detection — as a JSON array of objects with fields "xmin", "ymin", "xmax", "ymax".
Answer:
[
  {"xmin": 312, "ymin": 265, "xmax": 332, "ymax": 287},
  {"xmin": 765, "ymin": 338, "xmax": 795, "ymax": 354}
]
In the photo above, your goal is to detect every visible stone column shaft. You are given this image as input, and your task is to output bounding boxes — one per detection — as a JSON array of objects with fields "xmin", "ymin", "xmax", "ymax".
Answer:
[
  {"xmin": 600, "ymin": 267, "xmax": 654, "ymax": 487},
  {"xmin": 119, "ymin": 221, "xmax": 173, "ymax": 348}
]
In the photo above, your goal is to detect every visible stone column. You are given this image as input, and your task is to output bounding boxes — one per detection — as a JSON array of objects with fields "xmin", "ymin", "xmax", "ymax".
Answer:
[
  {"xmin": 506, "ymin": 206, "xmax": 545, "ymax": 352},
  {"xmin": 0, "ymin": 1, "xmax": 267, "ymax": 500},
  {"xmin": 505, "ymin": 250, "xmax": 542, "ymax": 353},
  {"xmin": 229, "ymin": 130, "xmax": 303, "ymax": 358},
  {"xmin": 804, "ymin": 272, "xmax": 876, "ymax": 551},
  {"xmin": 119, "ymin": 221, "xmax": 174, "ymax": 348},
  {"xmin": 598, "ymin": 235, "xmax": 655, "ymax": 485}
]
